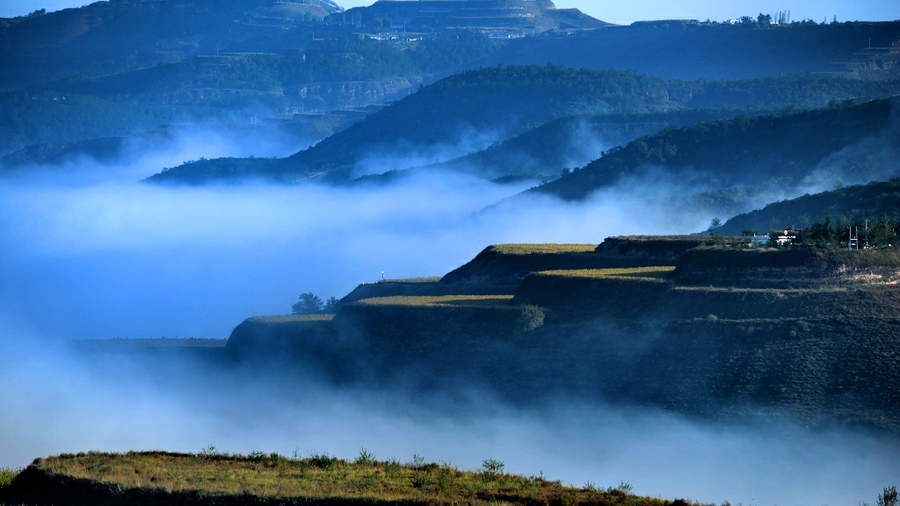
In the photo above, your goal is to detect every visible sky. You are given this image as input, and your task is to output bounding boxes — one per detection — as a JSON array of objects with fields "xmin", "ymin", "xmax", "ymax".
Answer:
[{"xmin": 2, "ymin": 0, "xmax": 898, "ymax": 23}]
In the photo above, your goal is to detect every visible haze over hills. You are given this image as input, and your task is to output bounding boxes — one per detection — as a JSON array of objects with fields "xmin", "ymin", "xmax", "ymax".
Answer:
[
  {"xmin": 716, "ymin": 178, "xmax": 900, "ymax": 235},
  {"xmin": 525, "ymin": 96, "xmax": 900, "ymax": 218},
  {"xmin": 146, "ymin": 66, "xmax": 900, "ymax": 184},
  {"xmin": 486, "ymin": 19, "xmax": 900, "ymax": 81},
  {"xmin": 5, "ymin": 2, "xmax": 900, "ymax": 503},
  {"xmin": 2, "ymin": 1, "xmax": 899, "ymax": 160}
]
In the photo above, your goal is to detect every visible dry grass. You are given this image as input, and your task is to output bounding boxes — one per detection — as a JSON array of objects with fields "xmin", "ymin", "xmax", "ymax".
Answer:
[
  {"xmin": 247, "ymin": 314, "xmax": 335, "ymax": 323},
  {"xmin": 356, "ymin": 295, "xmax": 514, "ymax": 308},
  {"xmin": 28, "ymin": 451, "xmax": 687, "ymax": 506},
  {"xmin": 490, "ymin": 244, "xmax": 597, "ymax": 255},
  {"xmin": 535, "ymin": 266, "xmax": 675, "ymax": 281}
]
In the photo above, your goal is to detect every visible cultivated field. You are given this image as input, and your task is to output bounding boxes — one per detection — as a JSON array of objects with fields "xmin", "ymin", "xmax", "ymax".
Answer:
[
  {"xmin": 535, "ymin": 266, "xmax": 675, "ymax": 281},
  {"xmin": 489, "ymin": 244, "xmax": 598, "ymax": 255}
]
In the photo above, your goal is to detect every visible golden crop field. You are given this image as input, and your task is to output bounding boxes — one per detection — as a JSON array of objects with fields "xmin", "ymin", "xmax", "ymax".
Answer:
[
  {"xmin": 535, "ymin": 266, "xmax": 675, "ymax": 280},
  {"xmin": 490, "ymin": 244, "xmax": 598, "ymax": 255}
]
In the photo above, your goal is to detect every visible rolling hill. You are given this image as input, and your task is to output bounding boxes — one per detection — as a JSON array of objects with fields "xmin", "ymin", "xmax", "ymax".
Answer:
[
  {"xmin": 528, "ymin": 96, "xmax": 900, "ymax": 218},
  {"xmin": 484, "ymin": 20, "xmax": 900, "ymax": 81},
  {"xmin": 146, "ymin": 66, "xmax": 900, "ymax": 184},
  {"xmin": 3, "ymin": 4, "xmax": 899, "ymax": 165},
  {"xmin": 716, "ymin": 178, "xmax": 900, "ymax": 235}
]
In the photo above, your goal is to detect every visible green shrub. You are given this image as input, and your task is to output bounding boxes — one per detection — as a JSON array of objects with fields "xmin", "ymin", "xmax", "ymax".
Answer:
[
  {"xmin": 518, "ymin": 305, "xmax": 545, "ymax": 332},
  {"xmin": 481, "ymin": 458, "xmax": 505, "ymax": 481},
  {"xmin": 356, "ymin": 448, "xmax": 375, "ymax": 465},
  {"xmin": 307, "ymin": 452, "xmax": 337, "ymax": 469},
  {"xmin": 0, "ymin": 467, "xmax": 22, "ymax": 493}
]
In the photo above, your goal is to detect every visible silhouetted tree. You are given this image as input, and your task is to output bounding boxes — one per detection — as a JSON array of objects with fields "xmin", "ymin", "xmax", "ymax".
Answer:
[
  {"xmin": 324, "ymin": 296, "xmax": 340, "ymax": 313},
  {"xmin": 292, "ymin": 292, "xmax": 324, "ymax": 314}
]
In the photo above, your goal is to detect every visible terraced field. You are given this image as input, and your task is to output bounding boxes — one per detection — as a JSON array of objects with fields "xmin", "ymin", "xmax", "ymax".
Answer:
[{"xmin": 535, "ymin": 266, "xmax": 675, "ymax": 280}]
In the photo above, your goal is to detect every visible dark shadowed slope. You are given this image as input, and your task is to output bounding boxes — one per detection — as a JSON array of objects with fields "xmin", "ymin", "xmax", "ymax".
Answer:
[
  {"xmin": 0, "ymin": 0, "xmax": 342, "ymax": 89},
  {"xmin": 527, "ymin": 96, "xmax": 900, "ymax": 216},
  {"xmin": 717, "ymin": 178, "xmax": 900, "ymax": 235}
]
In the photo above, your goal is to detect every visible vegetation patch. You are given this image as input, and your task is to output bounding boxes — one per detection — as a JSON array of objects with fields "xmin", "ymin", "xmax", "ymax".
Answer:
[
  {"xmin": 536, "ymin": 266, "xmax": 674, "ymax": 281},
  {"xmin": 9, "ymin": 451, "xmax": 685, "ymax": 506},
  {"xmin": 490, "ymin": 244, "xmax": 598, "ymax": 255},
  {"xmin": 0, "ymin": 467, "xmax": 21, "ymax": 499}
]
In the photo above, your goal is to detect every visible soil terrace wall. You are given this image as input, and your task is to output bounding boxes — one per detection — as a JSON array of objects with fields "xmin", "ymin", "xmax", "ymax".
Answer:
[{"xmin": 674, "ymin": 248, "xmax": 900, "ymax": 287}]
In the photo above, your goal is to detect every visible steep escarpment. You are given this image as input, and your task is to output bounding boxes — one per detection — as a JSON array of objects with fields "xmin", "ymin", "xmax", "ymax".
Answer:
[{"xmin": 225, "ymin": 238, "xmax": 900, "ymax": 432}]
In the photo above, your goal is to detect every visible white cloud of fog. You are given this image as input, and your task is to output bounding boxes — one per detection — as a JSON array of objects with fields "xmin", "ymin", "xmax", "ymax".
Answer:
[
  {"xmin": 352, "ymin": 126, "xmax": 505, "ymax": 178},
  {"xmin": 1, "ymin": 319, "xmax": 896, "ymax": 506},
  {"xmin": 0, "ymin": 128, "xmax": 895, "ymax": 506},
  {"xmin": 1, "ymin": 123, "xmax": 311, "ymax": 186},
  {"xmin": 0, "ymin": 143, "xmax": 712, "ymax": 340}
]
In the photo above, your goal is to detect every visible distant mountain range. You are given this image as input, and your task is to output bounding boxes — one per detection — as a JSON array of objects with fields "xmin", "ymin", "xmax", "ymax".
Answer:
[
  {"xmin": 3, "ymin": 0, "xmax": 900, "ymax": 232},
  {"xmin": 2, "ymin": 0, "xmax": 898, "ymax": 158}
]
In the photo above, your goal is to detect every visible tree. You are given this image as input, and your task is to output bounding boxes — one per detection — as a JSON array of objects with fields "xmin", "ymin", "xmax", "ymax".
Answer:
[
  {"xmin": 806, "ymin": 215, "xmax": 836, "ymax": 247},
  {"xmin": 757, "ymin": 13, "xmax": 771, "ymax": 27},
  {"xmin": 324, "ymin": 296, "xmax": 340, "ymax": 313},
  {"xmin": 867, "ymin": 215, "xmax": 896, "ymax": 248},
  {"xmin": 877, "ymin": 486, "xmax": 898, "ymax": 506},
  {"xmin": 292, "ymin": 292, "xmax": 323, "ymax": 314}
]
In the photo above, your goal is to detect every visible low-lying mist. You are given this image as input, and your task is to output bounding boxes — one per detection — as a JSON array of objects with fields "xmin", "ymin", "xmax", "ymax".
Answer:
[{"xmin": 1, "ymin": 128, "xmax": 895, "ymax": 506}]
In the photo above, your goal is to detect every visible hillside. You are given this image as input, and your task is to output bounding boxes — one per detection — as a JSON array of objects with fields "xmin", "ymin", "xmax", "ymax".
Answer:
[
  {"xmin": 3, "ymin": 6, "xmax": 899, "ymax": 162},
  {"xmin": 356, "ymin": 109, "xmax": 761, "ymax": 183},
  {"xmin": 485, "ymin": 20, "xmax": 900, "ymax": 81},
  {"xmin": 146, "ymin": 67, "xmax": 900, "ymax": 184},
  {"xmin": 717, "ymin": 178, "xmax": 900, "ymax": 235},
  {"xmin": 0, "ymin": 0, "xmax": 599, "ymax": 155},
  {"xmin": 338, "ymin": 0, "xmax": 609, "ymax": 38},
  {"xmin": 0, "ymin": 0, "xmax": 341, "ymax": 89},
  {"xmin": 224, "ymin": 237, "xmax": 900, "ymax": 433},
  {"xmin": 529, "ymin": 96, "xmax": 900, "ymax": 217},
  {"xmin": 1, "ymin": 451, "xmax": 689, "ymax": 506}
]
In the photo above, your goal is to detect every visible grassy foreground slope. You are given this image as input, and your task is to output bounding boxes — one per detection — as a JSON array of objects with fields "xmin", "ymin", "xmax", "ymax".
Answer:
[{"xmin": 3, "ymin": 451, "xmax": 692, "ymax": 506}]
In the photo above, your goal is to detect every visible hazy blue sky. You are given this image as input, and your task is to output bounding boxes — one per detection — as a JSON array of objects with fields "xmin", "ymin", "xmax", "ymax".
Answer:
[{"xmin": 3, "ymin": 0, "xmax": 898, "ymax": 23}]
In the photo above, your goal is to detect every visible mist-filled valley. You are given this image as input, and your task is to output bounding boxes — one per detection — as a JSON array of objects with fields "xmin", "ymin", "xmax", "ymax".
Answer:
[
  {"xmin": 3, "ymin": 2, "xmax": 900, "ymax": 506},
  {"xmin": 3, "ymin": 122, "xmax": 899, "ymax": 506}
]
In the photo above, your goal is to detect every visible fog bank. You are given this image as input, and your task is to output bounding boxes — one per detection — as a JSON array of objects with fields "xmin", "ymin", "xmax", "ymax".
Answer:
[{"xmin": 1, "ymin": 132, "xmax": 894, "ymax": 506}]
